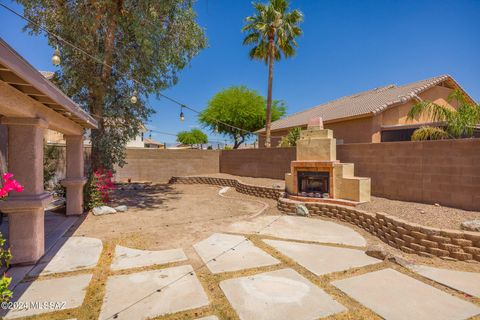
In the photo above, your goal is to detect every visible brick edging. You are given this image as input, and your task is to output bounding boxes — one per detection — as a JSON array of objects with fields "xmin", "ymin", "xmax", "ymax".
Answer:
[
  {"xmin": 169, "ymin": 176, "xmax": 281, "ymax": 200},
  {"xmin": 278, "ymin": 197, "xmax": 480, "ymax": 262}
]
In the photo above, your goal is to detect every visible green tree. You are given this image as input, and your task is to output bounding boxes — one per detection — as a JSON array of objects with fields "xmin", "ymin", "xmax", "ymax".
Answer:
[
  {"xmin": 278, "ymin": 127, "xmax": 301, "ymax": 147},
  {"xmin": 177, "ymin": 128, "xmax": 208, "ymax": 148},
  {"xmin": 18, "ymin": 1, "xmax": 206, "ymax": 169},
  {"xmin": 199, "ymin": 86, "xmax": 286, "ymax": 149},
  {"xmin": 408, "ymin": 89, "xmax": 480, "ymax": 141},
  {"xmin": 242, "ymin": 0, "xmax": 303, "ymax": 148}
]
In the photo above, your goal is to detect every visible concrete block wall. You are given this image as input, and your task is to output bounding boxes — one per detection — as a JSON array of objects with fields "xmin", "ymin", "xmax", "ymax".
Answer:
[
  {"xmin": 220, "ymin": 147, "xmax": 295, "ymax": 179},
  {"xmin": 277, "ymin": 197, "xmax": 480, "ymax": 262},
  {"xmin": 337, "ymin": 139, "xmax": 480, "ymax": 211},
  {"xmin": 115, "ymin": 149, "xmax": 220, "ymax": 183}
]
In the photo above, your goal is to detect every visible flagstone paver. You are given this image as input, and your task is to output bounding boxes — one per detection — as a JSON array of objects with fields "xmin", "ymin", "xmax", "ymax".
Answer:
[
  {"xmin": 228, "ymin": 215, "xmax": 366, "ymax": 246},
  {"xmin": 99, "ymin": 265, "xmax": 209, "ymax": 320},
  {"xmin": 408, "ymin": 264, "xmax": 480, "ymax": 298},
  {"xmin": 264, "ymin": 239, "xmax": 381, "ymax": 276},
  {"xmin": 110, "ymin": 245, "xmax": 187, "ymax": 271},
  {"xmin": 2, "ymin": 274, "xmax": 92, "ymax": 319},
  {"xmin": 332, "ymin": 268, "xmax": 480, "ymax": 320},
  {"xmin": 193, "ymin": 233, "xmax": 279, "ymax": 274},
  {"xmin": 220, "ymin": 268, "xmax": 346, "ymax": 320},
  {"xmin": 29, "ymin": 237, "xmax": 102, "ymax": 276}
]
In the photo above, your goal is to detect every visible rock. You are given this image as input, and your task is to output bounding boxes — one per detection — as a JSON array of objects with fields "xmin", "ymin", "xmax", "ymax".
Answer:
[
  {"xmin": 365, "ymin": 245, "xmax": 388, "ymax": 260},
  {"xmin": 114, "ymin": 205, "xmax": 128, "ymax": 212},
  {"xmin": 92, "ymin": 206, "xmax": 117, "ymax": 216},
  {"xmin": 420, "ymin": 210, "xmax": 426, "ymax": 214},
  {"xmin": 295, "ymin": 204, "xmax": 309, "ymax": 217},
  {"xmin": 461, "ymin": 220, "xmax": 480, "ymax": 232},
  {"xmin": 434, "ymin": 203, "xmax": 441, "ymax": 207},
  {"xmin": 272, "ymin": 183, "xmax": 283, "ymax": 189},
  {"xmin": 387, "ymin": 255, "xmax": 413, "ymax": 268}
]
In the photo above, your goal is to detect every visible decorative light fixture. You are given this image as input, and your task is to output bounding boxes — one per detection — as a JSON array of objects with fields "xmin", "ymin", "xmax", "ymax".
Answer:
[
  {"xmin": 130, "ymin": 90, "xmax": 138, "ymax": 104},
  {"xmin": 51, "ymin": 45, "xmax": 61, "ymax": 66},
  {"xmin": 179, "ymin": 105, "xmax": 185, "ymax": 122}
]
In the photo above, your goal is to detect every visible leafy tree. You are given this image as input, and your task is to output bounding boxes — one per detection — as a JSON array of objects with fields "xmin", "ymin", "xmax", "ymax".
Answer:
[
  {"xmin": 408, "ymin": 89, "xmax": 480, "ymax": 141},
  {"xmin": 278, "ymin": 127, "xmax": 301, "ymax": 147},
  {"xmin": 177, "ymin": 128, "xmax": 208, "ymax": 148},
  {"xmin": 199, "ymin": 86, "xmax": 286, "ymax": 149},
  {"xmin": 242, "ymin": 0, "xmax": 303, "ymax": 148},
  {"xmin": 18, "ymin": 1, "xmax": 206, "ymax": 169}
]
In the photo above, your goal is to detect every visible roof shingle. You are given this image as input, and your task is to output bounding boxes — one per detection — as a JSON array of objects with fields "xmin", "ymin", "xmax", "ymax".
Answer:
[{"xmin": 259, "ymin": 75, "xmax": 468, "ymax": 132}]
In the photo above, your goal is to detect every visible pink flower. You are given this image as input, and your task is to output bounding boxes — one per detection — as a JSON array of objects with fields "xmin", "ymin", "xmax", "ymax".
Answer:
[{"xmin": 2, "ymin": 173, "xmax": 13, "ymax": 180}]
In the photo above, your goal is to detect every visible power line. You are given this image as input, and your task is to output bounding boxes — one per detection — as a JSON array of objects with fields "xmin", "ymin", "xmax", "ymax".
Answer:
[
  {"xmin": 103, "ymin": 214, "xmax": 283, "ymax": 320},
  {"xmin": 0, "ymin": 1, "xmax": 284, "ymax": 140}
]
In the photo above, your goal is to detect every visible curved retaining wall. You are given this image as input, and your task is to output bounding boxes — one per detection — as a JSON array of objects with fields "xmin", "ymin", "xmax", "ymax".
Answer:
[
  {"xmin": 169, "ymin": 175, "xmax": 480, "ymax": 262},
  {"xmin": 278, "ymin": 197, "xmax": 480, "ymax": 262},
  {"xmin": 169, "ymin": 176, "xmax": 281, "ymax": 200}
]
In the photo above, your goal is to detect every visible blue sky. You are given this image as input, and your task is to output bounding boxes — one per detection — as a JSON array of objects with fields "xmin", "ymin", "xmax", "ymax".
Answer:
[{"xmin": 0, "ymin": 0, "xmax": 479, "ymax": 145}]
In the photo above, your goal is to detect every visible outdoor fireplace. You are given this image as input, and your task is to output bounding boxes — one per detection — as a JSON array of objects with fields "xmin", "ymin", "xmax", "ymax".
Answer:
[
  {"xmin": 297, "ymin": 171, "xmax": 329, "ymax": 197},
  {"xmin": 284, "ymin": 117, "xmax": 371, "ymax": 204}
]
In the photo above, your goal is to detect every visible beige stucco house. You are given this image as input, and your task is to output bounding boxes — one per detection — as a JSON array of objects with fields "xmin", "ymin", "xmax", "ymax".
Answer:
[
  {"xmin": 0, "ymin": 38, "xmax": 97, "ymax": 264},
  {"xmin": 257, "ymin": 75, "xmax": 478, "ymax": 146}
]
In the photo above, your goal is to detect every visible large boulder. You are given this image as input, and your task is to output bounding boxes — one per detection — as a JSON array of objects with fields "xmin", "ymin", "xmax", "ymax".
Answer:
[
  {"xmin": 92, "ymin": 206, "xmax": 117, "ymax": 216},
  {"xmin": 114, "ymin": 205, "xmax": 128, "ymax": 212},
  {"xmin": 461, "ymin": 220, "xmax": 480, "ymax": 232},
  {"xmin": 365, "ymin": 244, "xmax": 388, "ymax": 260}
]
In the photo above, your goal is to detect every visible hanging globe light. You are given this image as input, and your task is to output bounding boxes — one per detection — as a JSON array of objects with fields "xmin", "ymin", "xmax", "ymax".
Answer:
[
  {"xmin": 51, "ymin": 45, "xmax": 61, "ymax": 66},
  {"xmin": 130, "ymin": 90, "xmax": 138, "ymax": 104},
  {"xmin": 180, "ymin": 105, "xmax": 185, "ymax": 122}
]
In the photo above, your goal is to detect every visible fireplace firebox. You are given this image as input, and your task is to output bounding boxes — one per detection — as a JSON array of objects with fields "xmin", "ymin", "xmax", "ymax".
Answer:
[{"xmin": 297, "ymin": 171, "xmax": 329, "ymax": 197}]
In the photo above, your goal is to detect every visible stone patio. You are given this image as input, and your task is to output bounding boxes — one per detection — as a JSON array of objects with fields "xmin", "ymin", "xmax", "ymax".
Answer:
[
  {"xmin": 2, "ymin": 274, "xmax": 92, "ymax": 319},
  {"xmin": 228, "ymin": 215, "xmax": 366, "ymax": 246},
  {"xmin": 408, "ymin": 264, "xmax": 480, "ymax": 298},
  {"xmin": 332, "ymin": 268, "xmax": 480, "ymax": 320},
  {"xmin": 99, "ymin": 265, "xmax": 209, "ymax": 320},
  {"xmin": 111, "ymin": 245, "xmax": 187, "ymax": 271},
  {"xmin": 220, "ymin": 268, "xmax": 346, "ymax": 320},
  {"xmin": 263, "ymin": 239, "xmax": 381, "ymax": 276},
  {"xmin": 193, "ymin": 233, "xmax": 280, "ymax": 273},
  {"xmin": 4, "ymin": 210, "xmax": 480, "ymax": 320}
]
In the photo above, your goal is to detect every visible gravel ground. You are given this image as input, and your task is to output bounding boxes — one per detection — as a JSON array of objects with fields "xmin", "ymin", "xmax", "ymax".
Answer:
[
  {"xmin": 195, "ymin": 174, "xmax": 479, "ymax": 231},
  {"xmin": 358, "ymin": 196, "xmax": 480, "ymax": 230}
]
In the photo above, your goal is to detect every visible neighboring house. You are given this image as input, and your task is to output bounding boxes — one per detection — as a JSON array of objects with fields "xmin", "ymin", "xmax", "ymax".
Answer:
[
  {"xmin": 144, "ymin": 138, "xmax": 164, "ymax": 149},
  {"xmin": 257, "ymin": 75, "xmax": 478, "ymax": 146}
]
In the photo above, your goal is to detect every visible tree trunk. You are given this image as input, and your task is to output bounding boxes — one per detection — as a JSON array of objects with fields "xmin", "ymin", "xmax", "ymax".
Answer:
[
  {"xmin": 90, "ymin": 1, "xmax": 120, "ymax": 170},
  {"xmin": 264, "ymin": 36, "xmax": 274, "ymax": 148}
]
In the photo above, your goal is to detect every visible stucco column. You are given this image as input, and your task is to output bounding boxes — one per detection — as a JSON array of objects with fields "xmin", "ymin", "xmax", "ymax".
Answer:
[
  {"xmin": 61, "ymin": 135, "xmax": 86, "ymax": 215},
  {"xmin": 0, "ymin": 117, "xmax": 52, "ymax": 265}
]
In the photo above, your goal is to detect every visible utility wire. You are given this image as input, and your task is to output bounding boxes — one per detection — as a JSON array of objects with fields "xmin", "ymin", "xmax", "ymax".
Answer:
[
  {"xmin": 104, "ymin": 213, "xmax": 283, "ymax": 320},
  {"xmin": 0, "ymin": 1, "xmax": 285, "ymax": 140}
]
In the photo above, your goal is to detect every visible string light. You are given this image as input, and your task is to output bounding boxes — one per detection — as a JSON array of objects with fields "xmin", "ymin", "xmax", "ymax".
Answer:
[
  {"xmin": 179, "ymin": 105, "xmax": 185, "ymax": 122},
  {"xmin": 51, "ymin": 45, "xmax": 61, "ymax": 66},
  {"xmin": 130, "ymin": 90, "xmax": 138, "ymax": 104},
  {"xmin": 0, "ymin": 2, "xmax": 286, "ymax": 140}
]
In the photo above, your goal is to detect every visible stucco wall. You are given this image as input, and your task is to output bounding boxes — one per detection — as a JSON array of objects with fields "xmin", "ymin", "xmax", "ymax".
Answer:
[
  {"xmin": 114, "ymin": 148, "xmax": 220, "ymax": 183},
  {"xmin": 220, "ymin": 147, "xmax": 296, "ymax": 180}
]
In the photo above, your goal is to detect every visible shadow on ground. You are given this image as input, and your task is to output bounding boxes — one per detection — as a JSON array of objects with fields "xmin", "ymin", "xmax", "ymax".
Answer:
[{"xmin": 110, "ymin": 183, "xmax": 182, "ymax": 211}]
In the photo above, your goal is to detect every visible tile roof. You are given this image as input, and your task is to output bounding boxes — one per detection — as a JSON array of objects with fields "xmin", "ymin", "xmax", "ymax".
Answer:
[{"xmin": 258, "ymin": 75, "xmax": 469, "ymax": 133}]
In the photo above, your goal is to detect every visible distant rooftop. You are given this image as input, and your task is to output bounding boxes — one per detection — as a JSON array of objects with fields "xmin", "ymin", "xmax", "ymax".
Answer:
[{"xmin": 258, "ymin": 75, "xmax": 473, "ymax": 132}]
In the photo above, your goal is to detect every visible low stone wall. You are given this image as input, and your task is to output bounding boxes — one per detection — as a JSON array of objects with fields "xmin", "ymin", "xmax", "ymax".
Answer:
[
  {"xmin": 277, "ymin": 197, "xmax": 480, "ymax": 262},
  {"xmin": 169, "ymin": 176, "xmax": 282, "ymax": 200}
]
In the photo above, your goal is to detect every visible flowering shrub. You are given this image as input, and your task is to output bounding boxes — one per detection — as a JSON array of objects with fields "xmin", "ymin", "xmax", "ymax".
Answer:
[
  {"xmin": 0, "ymin": 172, "xmax": 24, "ymax": 302},
  {"xmin": 84, "ymin": 169, "xmax": 115, "ymax": 209}
]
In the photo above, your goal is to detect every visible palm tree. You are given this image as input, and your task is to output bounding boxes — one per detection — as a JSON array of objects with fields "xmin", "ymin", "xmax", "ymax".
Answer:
[
  {"xmin": 407, "ymin": 89, "xmax": 480, "ymax": 141},
  {"xmin": 242, "ymin": 0, "xmax": 303, "ymax": 147}
]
